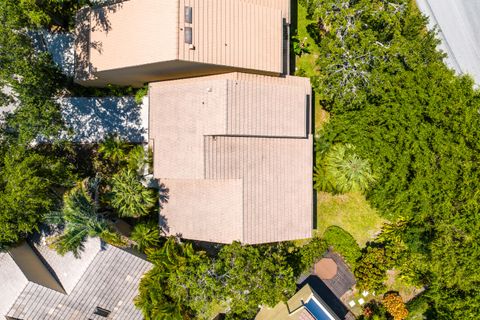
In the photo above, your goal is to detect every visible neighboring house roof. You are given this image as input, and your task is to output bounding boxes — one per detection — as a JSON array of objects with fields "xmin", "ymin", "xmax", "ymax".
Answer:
[
  {"xmin": 149, "ymin": 72, "xmax": 313, "ymax": 244},
  {"xmin": 59, "ymin": 96, "xmax": 148, "ymax": 143},
  {"xmin": 416, "ymin": 0, "xmax": 480, "ymax": 84},
  {"xmin": 1, "ymin": 238, "xmax": 151, "ymax": 320},
  {"xmin": 255, "ymin": 284, "xmax": 341, "ymax": 320},
  {"xmin": 0, "ymin": 252, "xmax": 29, "ymax": 319},
  {"xmin": 74, "ymin": 0, "xmax": 290, "ymax": 86}
]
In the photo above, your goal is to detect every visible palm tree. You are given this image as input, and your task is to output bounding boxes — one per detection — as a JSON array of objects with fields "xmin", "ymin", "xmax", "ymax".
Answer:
[
  {"xmin": 131, "ymin": 221, "xmax": 160, "ymax": 253},
  {"xmin": 110, "ymin": 169, "xmax": 157, "ymax": 218},
  {"xmin": 98, "ymin": 135, "xmax": 131, "ymax": 163},
  {"xmin": 46, "ymin": 177, "xmax": 123, "ymax": 257},
  {"xmin": 315, "ymin": 144, "xmax": 376, "ymax": 194},
  {"xmin": 134, "ymin": 238, "xmax": 192, "ymax": 320}
]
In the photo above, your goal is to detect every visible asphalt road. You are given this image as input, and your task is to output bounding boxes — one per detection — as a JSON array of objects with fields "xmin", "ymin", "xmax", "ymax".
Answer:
[{"xmin": 416, "ymin": 0, "xmax": 480, "ymax": 84}]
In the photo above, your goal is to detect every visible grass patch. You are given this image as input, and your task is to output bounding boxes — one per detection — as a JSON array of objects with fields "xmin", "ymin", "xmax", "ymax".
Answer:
[
  {"xmin": 297, "ymin": 4, "xmax": 385, "ymax": 248},
  {"xmin": 295, "ymin": 5, "xmax": 320, "ymax": 78},
  {"xmin": 316, "ymin": 192, "xmax": 386, "ymax": 247},
  {"xmin": 296, "ymin": 4, "xmax": 329, "ymax": 131}
]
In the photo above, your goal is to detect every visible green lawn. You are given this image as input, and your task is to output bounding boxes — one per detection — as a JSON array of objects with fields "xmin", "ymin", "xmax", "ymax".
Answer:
[
  {"xmin": 295, "ymin": 5, "xmax": 329, "ymax": 132},
  {"xmin": 295, "ymin": 4, "xmax": 320, "ymax": 78},
  {"xmin": 295, "ymin": 4, "xmax": 386, "ymax": 247},
  {"xmin": 316, "ymin": 192, "xmax": 386, "ymax": 247}
]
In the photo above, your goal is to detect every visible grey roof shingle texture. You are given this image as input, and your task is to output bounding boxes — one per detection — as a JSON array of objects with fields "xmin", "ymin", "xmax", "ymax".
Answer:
[{"xmin": 6, "ymin": 243, "xmax": 151, "ymax": 320}]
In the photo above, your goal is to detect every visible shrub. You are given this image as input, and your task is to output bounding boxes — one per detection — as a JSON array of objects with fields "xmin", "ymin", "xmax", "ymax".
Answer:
[
  {"xmin": 360, "ymin": 300, "xmax": 388, "ymax": 320},
  {"xmin": 131, "ymin": 221, "xmax": 160, "ymax": 253},
  {"xmin": 383, "ymin": 293, "xmax": 409, "ymax": 320},
  {"xmin": 110, "ymin": 169, "xmax": 157, "ymax": 218},
  {"xmin": 355, "ymin": 244, "xmax": 397, "ymax": 292},
  {"xmin": 323, "ymin": 226, "xmax": 361, "ymax": 268},
  {"xmin": 314, "ymin": 144, "xmax": 375, "ymax": 194}
]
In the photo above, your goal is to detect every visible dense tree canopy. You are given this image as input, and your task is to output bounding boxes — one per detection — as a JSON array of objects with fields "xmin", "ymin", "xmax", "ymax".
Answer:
[
  {"xmin": 0, "ymin": 146, "xmax": 73, "ymax": 247},
  {"xmin": 136, "ymin": 237, "xmax": 328, "ymax": 319},
  {"xmin": 0, "ymin": 0, "xmax": 151, "ymax": 251},
  {"xmin": 306, "ymin": 0, "xmax": 480, "ymax": 317},
  {"xmin": 0, "ymin": 0, "xmax": 77, "ymax": 249}
]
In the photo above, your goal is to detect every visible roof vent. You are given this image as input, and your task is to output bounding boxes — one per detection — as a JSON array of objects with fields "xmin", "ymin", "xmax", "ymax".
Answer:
[{"xmin": 94, "ymin": 307, "xmax": 111, "ymax": 318}]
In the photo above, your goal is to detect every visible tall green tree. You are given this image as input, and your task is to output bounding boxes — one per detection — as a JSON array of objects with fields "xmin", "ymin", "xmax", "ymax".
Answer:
[
  {"xmin": 46, "ymin": 177, "xmax": 122, "ymax": 257},
  {"xmin": 0, "ymin": 146, "xmax": 73, "ymax": 248},
  {"xmin": 136, "ymin": 240, "xmax": 298, "ymax": 320},
  {"xmin": 304, "ymin": 0, "xmax": 480, "ymax": 317},
  {"xmin": 214, "ymin": 242, "xmax": 296, "ymax": 319},
  {"xmin": 0, "ymin": 0, "xmax": 66, "ymax": 144}
]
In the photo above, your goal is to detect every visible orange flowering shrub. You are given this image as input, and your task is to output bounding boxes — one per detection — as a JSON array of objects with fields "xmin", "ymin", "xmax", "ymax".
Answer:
[{"xmin": 382, "ymin": 293, "xmax": 408, "ymax": 320}]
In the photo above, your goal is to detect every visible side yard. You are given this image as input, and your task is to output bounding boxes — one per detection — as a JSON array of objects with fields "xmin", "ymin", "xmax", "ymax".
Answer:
[
  {"xmin": 316, "ymin": 192, "xmax": 385, "ymax": 247},
  {"xmin": 296, "ymin": 4, "xmax": 385, "ymax": 248},
  {"xmin": 296, "ymin": 3, "xmax": 423, "ymax": 318}
]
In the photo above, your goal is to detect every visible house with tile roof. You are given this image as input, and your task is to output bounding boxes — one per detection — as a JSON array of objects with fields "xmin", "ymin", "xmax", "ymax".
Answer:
[
  {"xmin": 72, "ymin": 0, "xmax": 313, "ymax": 245},
  {"xmin": 1, "ymin": 0, "xmax": 314, "ymax": 318},
  {"xmin": 149, "ymin": 72, "xmax": 313, "ymax": 244},
  {"xmin": 74, "ymin": 0, "xmax": 292, "ymax": 87},
  {"xmin": 0, "ymin": 238, "xmax": 151, "ymax": 320}
]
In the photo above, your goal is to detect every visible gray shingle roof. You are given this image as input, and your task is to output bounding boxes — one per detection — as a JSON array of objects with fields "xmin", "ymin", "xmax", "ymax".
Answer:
[
  {"xmin": 31, "ymin": 237, "xmax": 101, "ymax": 294},
  {"xmin": 0, "ymin": 253, "xmax": 29, "ymax": 318},
  {"xmin": 5, "ymin": 242, "xmax": 151, "ymax": 320}
]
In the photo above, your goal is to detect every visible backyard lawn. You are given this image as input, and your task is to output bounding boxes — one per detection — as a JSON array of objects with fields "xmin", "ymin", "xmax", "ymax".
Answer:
[
  {"xmin": 316, "ymin": 192, "xmax": 386, "ymax": 247},
  {"xmin": 295, "ymin": 4, "xmax": 386, "ymax": 247}
]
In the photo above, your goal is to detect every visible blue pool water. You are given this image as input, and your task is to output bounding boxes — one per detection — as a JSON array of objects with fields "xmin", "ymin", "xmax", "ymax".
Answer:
[{"xmin": 305, "ymin": 298, "xmax": 334, "ymax": 320}]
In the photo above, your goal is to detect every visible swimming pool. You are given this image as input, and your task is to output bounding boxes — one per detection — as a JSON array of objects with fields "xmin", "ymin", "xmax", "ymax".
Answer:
[{"xmin": 305, "ymin": 297, "xmax": 337, "ymax": 320}]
